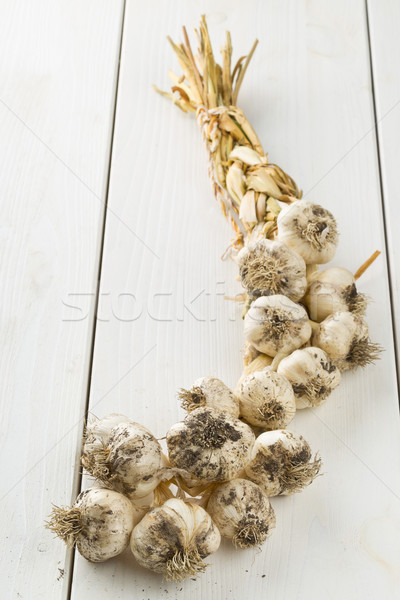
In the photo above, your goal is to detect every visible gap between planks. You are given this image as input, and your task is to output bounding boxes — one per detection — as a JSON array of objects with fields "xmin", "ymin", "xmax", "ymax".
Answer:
[
  {"xmin": 66, "ymin": 1, "xmax": 128, "ymax": 597},
  {"xmin": 365, "ymin": 0, "xmax": 400, "ymax": 404}
]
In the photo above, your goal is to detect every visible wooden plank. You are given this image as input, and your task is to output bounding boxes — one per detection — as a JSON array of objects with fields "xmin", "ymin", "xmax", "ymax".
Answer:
[
  {"xmin": 367, "ymin": 0, "xmax": 400, "ymax": 373},
  {"xmin": 0, "ymin": 1, "xmax": 124, "ymax": 598},
  {"xmin": 71, "ymin": 1, "xmax": 400, "ymax": 599}
]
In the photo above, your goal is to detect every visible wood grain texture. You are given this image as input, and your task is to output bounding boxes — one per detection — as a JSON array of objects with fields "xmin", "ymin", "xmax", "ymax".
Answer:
[
  {"xmin": 367, "ymin": 0, "xmax": 400, "ymax": 374},
  {"xmin": 0, "ymin": 1, "xmax": 124, "ymax": 598},
  {"xmin": 70, "ymin": 0, "xmax": 400, "ymax": 598}
]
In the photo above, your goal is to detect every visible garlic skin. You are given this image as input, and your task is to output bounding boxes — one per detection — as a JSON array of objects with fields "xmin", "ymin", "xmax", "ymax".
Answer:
[
  {"xmin": 179, "ymin": 376, "xmax": 239, "ymax": 418},
  {"xmin": 234, "ymin": 353, "xmax": 273, "ymax": 396},
  {"xmin": 207, "ymin": 479, "xmax": 276, "ymax": 548},
  {"xmin": 130, "ymin": 498, "xmax": 220, "ymax": 581},
  {"xmin": 82, "ymin": 420, "xmax": 164, "ymax": 499},
  {"xmin": 277, "ymin": 200, "xmax": 338, "ymax": 264},
  {"xmin": 46, "ymin": 488, "xmax": 141, "ymax": 562},
  {"xmin": 277, "ymin": 347, "xmax": 341, "ymax": 409},
  {"xmin": 312, "ymin": 311, "xmax": 381, "ymax": 371},
  {"xmin": 237, "ymin": 239, "xmax": 307, "ymax": 302},
  {"xmin": 245, "ymin": 430, "xmax": 321, "ymax": 496},
  {"xmin": 244, "ymin": 294, "xmax": 311, "ymax": 356},
  {"xmin": 238, "ymin": 368, "xmax": 296, "ymax": 428},
  {"xmin": 166, "ymin": 407, "xmax": 255, "ymax": 486},
  {"xmin": 304, "ymin": 267, "xmax": 367, "ymax": 322}
]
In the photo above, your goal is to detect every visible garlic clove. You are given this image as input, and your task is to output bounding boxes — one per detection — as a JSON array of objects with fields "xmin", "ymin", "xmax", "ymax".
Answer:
[
  {"xmin": 277, "ymin": 347, "xmax": 341, "ymax": 409},
  {"xmin": 312, "ymin": 311, "xmax": 381, "ymax": 371},
  {"xmin": 244, "ymin": 294, "xmax": 311, "ymax": 356},
  {"xmin": 130, "ymin": 498, "xmax": 220, "ymax": 581},
  {"xmin": 166, "ymin": 407, "xmax": 255, "ymax": 486},
  {"xmin": 207, "ymin": 478, "xmax": 276, "ymax": 548},
  {"xmin": 238, "ymin": 368, "xmax": 296, "ymax": 429},
  {"xmin": 46, "ymin": 488, "xmax": 142, "ymax": 562},
  {"xmin": 277, "ymin": 200, "xmax": 338, "ymax": 264},
  {"xmin": 179, "ymin": 376, "xmax": 240, "ymax": 418},
  {"xmin": 237, "ymin": 239, "xmax": 307, "ymax": 302},
  {"xmin": 245, "ymin": 430, "xmax": 321, "ymax": 496}
]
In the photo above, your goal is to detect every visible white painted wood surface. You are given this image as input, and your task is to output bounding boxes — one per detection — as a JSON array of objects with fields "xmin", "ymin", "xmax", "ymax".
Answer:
[
  {"xmin": 367, "ymin": 0, "xmax": 400, "ymax": 371},
  {"xmin": 70, "ymin": 1, "xmax": 400, "ymax": 599},
  {"xmin": 0, "ymin": 1, "xmax": 124, "ymax": 598}
]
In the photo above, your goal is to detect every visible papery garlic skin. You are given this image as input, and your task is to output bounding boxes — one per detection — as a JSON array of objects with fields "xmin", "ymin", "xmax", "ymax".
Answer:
[
  {"xmin": 46, "ymin": 488, "xmax": 141, "ymax": 562},
  {"xmin": 207, "ymin": 479, "xmax": 276, "ymax": 548},
  {"xmin": 82, "ymin": 420, "xmax": 164, "ymax": 499},
  {"xmin": 166, "ymin": 407, "xmax": 255, "ymax": 486},
  {"xmin": 237, "ymin": 239, "xmax": 307, "ymax": 302},
  {"xmin": 238, "ymin": 368, "xmax": 296, "ymax": 428},
  {"xmin": 277, "ymin": 200, "xmax": 338, "ymax": 264},
  {"xmin": 304, "ymin": 267, "xmax": 367, "ymax": 322},
  {"xmin": 234, "ymin": 353, "xmax": 273, "ymax": 396},
  {"xmin": 130, "ymin": 498, "xmax": 220, "ymax": 581},
  {"xmin": 245, "ymin": 430, "xmax": 321, "ymax": 496},
  {"xmin": 179, "ymin": 376, "xmax": 239, "ymax": 418},
  {"xmin": 244, "ymin": 294, "xmax": 311, "ymax": 356},
  {"xmin": 312, "ymin": 311, "xmax": 381, "ymax": 371},
  {"xmin": 277, "ymin": 347, "xmax": 341, "ymax": 409}
]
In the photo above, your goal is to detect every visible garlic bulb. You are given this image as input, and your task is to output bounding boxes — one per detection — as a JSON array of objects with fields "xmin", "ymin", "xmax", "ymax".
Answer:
[
  {"xmin": 245, "ymin": 430, "xmax": 321, "ymax": 496},
  {"xmin": 166, "ymin": 407, "xmax": 255, "ymax": 486},
  {"xmin": 46, "ymin": 488, "xmax": 142, "ymax": 562},
  {"xmin": 207, "ymin": 479, "xmax": 276, "ymax": 548},
  {"xmin": 277, "ymin": 200, "xmax": 338, "ymax": 264},
  {"xmin": 234, "ymin": 353, "xmax": 273, "ymax": 396},
  {"xmin": 277, "ymin": 347, "xmax": 341, "ymax": 409},
  {"xmin": 130, "ymin": 498, "xmax": 220, "ymax": 581},
  {"xmin": 312, "ymin": 311, "xmax": 381, "ymax": 371},
  {"xmin": 237, "ymin": 239, "xmax": 307, "ymax": 302},
  {"xmin": 304, "ymin": 267, "xmax": 367, "ymax": 322},
  {"xmin": 82, "ymin": 419, "xmax": 164, "ymax": 499},
  {"xmin": 244, "ymin": 294, "xmax": 311, "ymax": 356},
  {"xmin": 179, "ymin": 376, "xmax": 239, "ymax": 418},
  {"xmin": 238, "ymin": 368, "xmax": 296, "ymax": 428}
]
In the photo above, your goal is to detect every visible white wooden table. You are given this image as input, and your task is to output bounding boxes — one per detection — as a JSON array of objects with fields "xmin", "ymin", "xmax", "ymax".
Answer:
[{"xmin": 1, "ymin": 1, "xmax": 399, "ymax": 598}]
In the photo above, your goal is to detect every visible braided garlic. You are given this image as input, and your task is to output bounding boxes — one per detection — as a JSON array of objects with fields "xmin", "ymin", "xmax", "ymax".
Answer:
[
  {"xmin": 277, "ymin": 200, "xmax": 338, "ymax": 264},
  {"xmin": 304, "ymin": 266, "xmax": 367, "ymax": 322},
  {"xmin": 130, "ymin": 498, "xmax": 220, "ymax": 581},
  {"xmin": 238, "ymin": 368, "xmax": 296, "ymax": 428},
  {"xmin": 245, "ymin": 430, "xmax": 321, "ymax": 496},
  {"xmin": 207, "ymin": 479, "xmax": 276, "ymax": 548},
  {"xmin": 277, "ymin": 347, "xmax": 341, "ymax": 409},
  {"xmin": 244, "ymin": 294, "xmax": 311, "ymax": 356},
  {"xmin": 237, "ymin": 239, "xmax": 307, "ymax": 302},
  {"xmin": 166, "ymin": 407, "xmax": 255, "ymax": 487}
]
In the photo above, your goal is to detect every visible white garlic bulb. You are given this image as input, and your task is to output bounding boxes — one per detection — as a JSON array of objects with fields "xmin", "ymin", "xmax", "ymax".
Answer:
[
  {"xmin": 237, "ymin": 239, "xmax": 307, "ymax": 302},
  {"xmin": 312, "ymin": 311, "xmax": 381, "ymax": 371},
  {"xmin": 166, "ymin": 407, "xmax": 255, "ymax": 487},
  {"xmin": 238, "ymin": 368, "xmax": 296, "ymax": 428},
  {"xmin": 277, "ymin": 200, "xmax": 338, "ymax": 264},
  {"xmin": 207, "ymin": 479, "xmax": 276, "ymax": 548},
  {"xmin": 179, "ymin": 376, "xmax": 240, "ymax": 418},
  {"xmin": 130, "ymin": 498, "xmax": 220, "ymax": 581},
  {"xmin": 245, "ymin": 430, "xmax": 321, "ymax": 496},
  {"xmin": 46, "ymin": 488, "xmax": 142, "ymax": 562},
  {"xmin": 234, "ymin": 353, "xmax": 273, "ymax": 396},
  {"xmin": 82, "ymin": 419, "xmax": 164, "ymax": 499},
  {"xmin": 304, "ymin": 267, "xmax": 367, "ymax": 322},
  {"xmin": 277, "ymin": 347, "xmax": 341, "ymax": 409},
  {"xmin": 244, "ymin": 294, "xmax": 311, "ymax": 356}
]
